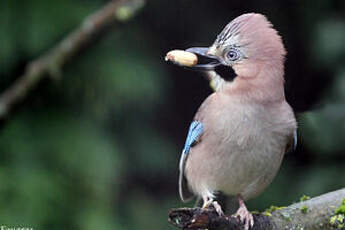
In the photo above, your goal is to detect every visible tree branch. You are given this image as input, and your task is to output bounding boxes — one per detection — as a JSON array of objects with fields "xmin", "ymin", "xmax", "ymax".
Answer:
[
  {"xmin": 0, "ymin": 0, "xmax": 145, "ymax": 119},
  {"xmin": 169, "ymin": 188, "xmax": 345, "ymax": 230}
]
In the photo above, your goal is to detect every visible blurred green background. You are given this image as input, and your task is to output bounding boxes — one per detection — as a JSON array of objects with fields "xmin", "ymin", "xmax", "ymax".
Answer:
[{"xmin": 0, "ymin": 0, "xmax": 344, "ymax": 229}]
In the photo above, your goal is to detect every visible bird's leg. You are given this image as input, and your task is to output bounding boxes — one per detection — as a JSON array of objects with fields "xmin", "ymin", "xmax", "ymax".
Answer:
[
  {"xmin": 234, "ymin": 195, "xmax": 254, "ymax": 230},
  {"xmin": 202, "ymin": 196, "xmax": 224, "ymax": 216}
]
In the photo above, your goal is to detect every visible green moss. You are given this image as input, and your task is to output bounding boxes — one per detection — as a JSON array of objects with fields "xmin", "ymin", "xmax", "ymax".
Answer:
[
  {"xmin": 329, "ymin": 198, "xmax": 345, "ymax": 229},
  {"xmin": 300, "ymin": 195, "xmax": 311, "ymax": 202},
  {"xmin": 300, "ymin": 205, "xmax": 308, "ymax": 214},
  {"xmin": 262, "ymin": 205, "xmax": 286, "ymax": 217},
  {"xmin": 335, "ymin": 199, "xmax": 345, "ymax": 215},
  {"xmin": 265, "ymin": 205, "xmax": 286, "ymax": 213},
  {"xmin": 262, "ymin": 211, "xmax": 272, "ymax": 217},
  {"xmin": 330, "ymin": 214, "xmax": 344, "ymax": 229}
]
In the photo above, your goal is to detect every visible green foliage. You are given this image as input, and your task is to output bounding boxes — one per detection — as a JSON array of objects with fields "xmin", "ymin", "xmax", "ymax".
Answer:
[
  {"xmin": 312, "ymin": 18, "xmax": 345, "ymax": 67},
  {"xmin": 0, "ymin": 111, "xmax": 122, "ymax": 229},
  {"xmin": 265, "ymin": 206, "xmax": 286, "ymax": 213},
  {"xmin": 300, "ymin": 195, "xmax": 311, "ymax": 202},
  {"xmin": 300, "ymin": 70, "xmax": 345, "ymax": 155},
  {"xmin": 262, "ymin": 205, "xmax": 286, "ymax": 217},
  {"xmin": 335, "ymin": 199, "xmax": 345, "ymax": 215},
  {"xmin": 0, "ymin": 0, "xmax": 98, "ymax": 75},
  {"xmin": 0, "ymin": 0, "xmax": 171, "ymax": 229},
  {"xmin": 300, "ymin": 205, "xmax": 308, "ymax": 214},
  {"xmin": 330, "ymin": 214, "xmax": 345, "ymax": 229}
]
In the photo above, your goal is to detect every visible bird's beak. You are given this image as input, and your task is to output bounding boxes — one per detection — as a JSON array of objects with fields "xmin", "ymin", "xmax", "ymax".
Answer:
[{"xmin": 185, "ymin": 47, "xmax": 223, "ymax": 71}]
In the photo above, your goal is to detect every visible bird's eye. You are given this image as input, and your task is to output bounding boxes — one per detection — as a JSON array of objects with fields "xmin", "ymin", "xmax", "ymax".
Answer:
[{"xmin": 226, "ymin": 50, "xmax": 240, "ymax": 61}]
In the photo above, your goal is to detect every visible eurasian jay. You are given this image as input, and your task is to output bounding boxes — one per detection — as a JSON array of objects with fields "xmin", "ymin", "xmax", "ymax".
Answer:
[{"xmin": 176, "ymin": 13, "xmax": 297, "ymax": 229}]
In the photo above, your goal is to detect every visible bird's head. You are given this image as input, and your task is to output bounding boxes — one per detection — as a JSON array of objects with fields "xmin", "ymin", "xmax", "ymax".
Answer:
[{"xmin": 186, "ymin": 13, "xmax": 286, "ymax": 86}]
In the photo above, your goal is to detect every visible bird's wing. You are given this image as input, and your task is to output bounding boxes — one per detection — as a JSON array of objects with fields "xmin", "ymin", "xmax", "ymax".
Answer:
[
  {"xmin": 285, "ymin": 130, "xmax": 297, "ymax": 154},
  {"xmin": 179, "ymin": 121, "xmax": 204, "ymax": 202}
]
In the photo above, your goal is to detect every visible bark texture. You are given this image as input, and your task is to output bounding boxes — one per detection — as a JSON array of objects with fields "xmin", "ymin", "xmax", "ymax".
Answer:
[{"xmin": 169, "ymin": 188, "xmax": 345, "ymax": 230}]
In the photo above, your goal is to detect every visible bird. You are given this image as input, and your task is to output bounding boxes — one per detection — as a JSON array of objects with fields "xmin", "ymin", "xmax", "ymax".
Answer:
[{"xmin": 176, "ymin": 13, "xmax": 297, "ymax": 230}]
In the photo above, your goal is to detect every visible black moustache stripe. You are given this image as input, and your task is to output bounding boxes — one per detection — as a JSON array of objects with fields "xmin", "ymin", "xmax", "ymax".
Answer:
[{"xmin": 215, "ymin": 65, "xmax": 237, "ymax": 82}]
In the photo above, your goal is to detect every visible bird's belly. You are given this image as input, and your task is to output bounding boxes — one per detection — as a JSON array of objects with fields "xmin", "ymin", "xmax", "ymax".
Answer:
[
  {"xmin": 217, "ymin": 145, "xmax": 283, "ymax": 200},
  {"xmin": 185, "ymin": 128, "xmax": 285, "ymax": 201}
]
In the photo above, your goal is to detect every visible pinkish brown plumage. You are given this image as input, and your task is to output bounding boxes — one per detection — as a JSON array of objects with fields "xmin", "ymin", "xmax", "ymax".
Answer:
[{"xmin": 173, "ymin": 13, "xmax": 297, "ymax": 230}]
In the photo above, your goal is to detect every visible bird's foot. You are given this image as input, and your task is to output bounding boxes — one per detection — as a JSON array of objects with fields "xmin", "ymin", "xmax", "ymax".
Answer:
[
  {"xmin": 202, "ymin": 200, "xmax": 224, "ymax": 216},
  {"xmin": 212, "ymin": 201, "xmax": 224, "ymax": 216},
  {"xmin": 234, "ymin": 196, "xmax": 254, "ymax": 230},
  {"xmin": 235, "ymin": 207, "xmax": 254, "ymax": 230}
]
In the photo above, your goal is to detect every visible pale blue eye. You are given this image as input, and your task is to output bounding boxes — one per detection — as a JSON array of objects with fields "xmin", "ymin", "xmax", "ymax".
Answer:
[{"xmin": 226, "ymin": 50, "xmax": 240, "ymax": 61}]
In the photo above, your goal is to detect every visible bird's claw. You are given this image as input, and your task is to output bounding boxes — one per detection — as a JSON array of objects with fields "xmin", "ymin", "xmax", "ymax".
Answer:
[
  {"xmin": 202, "ymin": 200, "xmax": 224, "ymax": 216},
  {"xmin": 212, "ymin": 201, "xmax": 224, "ymax": 216},
  {"xmin": 234, "ymin": 206, "xmax": 254, "ymax": 230}
]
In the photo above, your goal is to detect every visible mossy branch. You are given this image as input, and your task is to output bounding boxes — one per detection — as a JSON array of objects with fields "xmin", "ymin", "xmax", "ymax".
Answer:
[
  {"xmin": 0, "ymin": 0, "xmax": 145, "ymax": 119},
  {"xmin": 169, "ymin": 188, "xmax": 345, "ymax": 230}
]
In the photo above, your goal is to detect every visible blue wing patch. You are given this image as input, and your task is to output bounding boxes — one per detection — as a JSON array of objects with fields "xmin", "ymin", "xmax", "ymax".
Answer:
[
  {"xmin": 179, "ymin": 121, "xmax": 204, "ymax": 201},
  {"xmin": 183, "ymin": 121, "xmax": 204, "ymax": 154}
]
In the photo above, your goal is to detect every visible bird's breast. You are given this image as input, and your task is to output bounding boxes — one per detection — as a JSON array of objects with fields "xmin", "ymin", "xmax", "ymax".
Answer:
[{"xmin": 186, "ymin": 93, "xmax": 295, "ymax": 200}]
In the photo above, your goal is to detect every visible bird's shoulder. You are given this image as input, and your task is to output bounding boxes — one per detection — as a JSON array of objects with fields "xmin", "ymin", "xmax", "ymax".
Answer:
[{"xmin": 194, "ymin": 93, "xmax": 218, "ymax": 121}]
